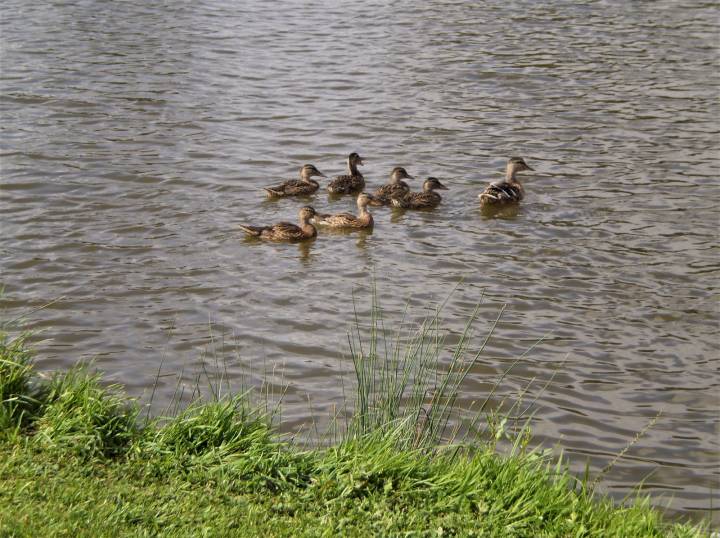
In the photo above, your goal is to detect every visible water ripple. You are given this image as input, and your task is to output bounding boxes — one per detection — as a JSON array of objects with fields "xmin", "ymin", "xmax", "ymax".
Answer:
[{"xmin": 1, "ymin": 0, "xmax": 718, "ymax": 523}]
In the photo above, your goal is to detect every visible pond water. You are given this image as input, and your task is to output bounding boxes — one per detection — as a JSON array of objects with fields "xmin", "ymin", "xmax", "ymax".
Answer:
[{"xmin": 1, "ymin": 0, "xmax": 718, "ymax": 524}]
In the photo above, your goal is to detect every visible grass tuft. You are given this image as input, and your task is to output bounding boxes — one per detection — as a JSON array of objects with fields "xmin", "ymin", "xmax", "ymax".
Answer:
[
  {"xmin": 0, "ymin": 332, "xmax": 39, "ymax": 439},
  {"xmin": 148, "ymin": 394, "xmax": 267, "ymax": 457},
  {"xmin": 34, "ymin": 365, "xmax": 139, "ymax": 459},
  {"xmin": 144, "ymin": 394, "xmax": 314, "ymax": 492}
]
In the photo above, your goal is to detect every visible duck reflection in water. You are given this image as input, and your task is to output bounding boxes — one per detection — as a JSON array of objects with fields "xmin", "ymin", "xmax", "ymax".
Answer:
[{"xmin": 479, "ymin": 203, "xmax": 521, "ymax": 219}]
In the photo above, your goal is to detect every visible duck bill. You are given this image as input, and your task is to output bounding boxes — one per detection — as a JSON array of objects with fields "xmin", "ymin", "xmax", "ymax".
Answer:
[
  {"xmin": 437, "ymin": 181, "xmax": 449, "ymax": 190},
  {"xmin": 525, "ymin": 165, "xmax": 534, "ymax": 171},
  {"xmin": 316, "ymin": 171, "xmax": 327, "ymax": 177}
]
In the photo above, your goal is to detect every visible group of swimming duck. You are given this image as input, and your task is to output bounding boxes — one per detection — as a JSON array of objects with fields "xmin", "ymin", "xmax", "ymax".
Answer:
[{"xmin": 239, "ymin": 153, "xmax": 534, "ymax": 242}]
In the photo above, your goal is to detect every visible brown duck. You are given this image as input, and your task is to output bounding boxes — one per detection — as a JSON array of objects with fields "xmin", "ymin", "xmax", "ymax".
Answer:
[
  {"xmin": 369, "ymin": 167, "xmax": 414, "ymax": 206},
  {"xmin": 313, "ymin": 193, "xmax": 374, "ymax": 229},
  {"xmin": 391, "ymin": 177, "xmax": 448, "ymax": 209},
  {"xmin": 327, "ymin": 152, "xmax": 365, "ymax": 194},
  {"xmin": 478, "ymin": 157, "xmax": 534, "ymax": 207},
  {"xmin": 263, "ymin": 164, "xmax": 326, "ymax": 198},
  {"xmin": 240, "ymin": 206, "xmax": 317, "ymax": 241}
]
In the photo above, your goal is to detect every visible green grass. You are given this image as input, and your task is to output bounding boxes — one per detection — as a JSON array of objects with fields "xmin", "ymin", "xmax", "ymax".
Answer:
[
  {"xmin": 0, "ymin": 332, "xmax": 37, "ymax": 438},
  {"xmin": 34, "ymin": 366, "xmax": 139, "ymax": 459},
  {"xmin": 1, "ymin": 432, "xmax": 704, "ymax": 538},
  {"xmin": 0, "ymin": 319, "xmax": 709, "ymax": 537}
]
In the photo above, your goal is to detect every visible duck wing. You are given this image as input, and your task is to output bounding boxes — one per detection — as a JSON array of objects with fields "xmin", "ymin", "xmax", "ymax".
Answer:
[
  {"xmin": 479, "ymin": 182, "xmax": 523, "ymax": 204},
  {"xmin": 264, "ymin": 179, "xmax": 317, "ymax": 197},
  {"xmin": 372, "ymin": 182, "xmax": 409, "ymax": 205},
  {"xmin": 321, "ymin": 212, "xmax": 372, "ymax": 228},
  {"xmin": 391, "ymin": 191, "xmax": 441, "ymax": 209},
  {"xmin": 327, "ymin": 174, "xmax": 365, "ymax": 194},
  {"xmin": 261, "ymin": 222, "xmax": 310, "ymax": 241},
  {"xmin": 318, "ymin": 212, "xmax": 355, "ymax": 225},
  {"xmin": 412, "ymin": 192, "xmax": 441, "ymax": 209}
]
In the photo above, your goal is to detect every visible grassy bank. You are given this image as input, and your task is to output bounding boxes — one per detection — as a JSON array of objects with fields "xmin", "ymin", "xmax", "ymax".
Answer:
[{"xmin": 0, "ymin": 328, "xmax": 706, "ymax": 537}]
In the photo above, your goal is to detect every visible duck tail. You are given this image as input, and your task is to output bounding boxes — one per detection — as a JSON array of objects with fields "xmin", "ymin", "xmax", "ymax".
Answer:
[
  {"xmin": 478, "ymin": 193, "xmax": 498, "ymax": 207},
  {"xmin": 390, "ymin": 197, "xmax": 408, "ymax": 209},
  {"xmin": 312, "ymin": 213, "xmax": 332, "ymax": 225},
  {"xmin": 264, "ymin": 187, "xmax": 282, "ymax": 198},
  {"xmin": 239, "ymin": 225, "xmax": 264, "ymax": 237}
]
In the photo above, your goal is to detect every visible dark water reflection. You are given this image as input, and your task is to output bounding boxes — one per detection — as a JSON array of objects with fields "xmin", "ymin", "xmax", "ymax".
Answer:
[{"xmin": 1, "ymin": 0, "xmax": 718, "ymax": 523}]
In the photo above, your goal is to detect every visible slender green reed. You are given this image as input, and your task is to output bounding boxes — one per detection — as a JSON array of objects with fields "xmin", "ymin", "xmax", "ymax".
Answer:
[{"xmin": 346, "ymin": 284, "xmax": 514, "ymax": 450}]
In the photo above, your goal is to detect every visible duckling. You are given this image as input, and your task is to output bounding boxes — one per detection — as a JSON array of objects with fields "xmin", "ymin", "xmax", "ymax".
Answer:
[
  {"xmin": 240, "ymin": 206, "xmax": 317, "ymax": 242},
  {"xmin": 313, "ymin": 193, "xmax": 374, "ymax": 229},
  {"xmin": 478, "ymin": 157, "xmax": 534, "ymax": 206},
  {"xmin": 391, "ymin": 177, "xmax": 448, "ymax": 209},
  {"xmin": 327, "ymin": 152, "xmax": 365, "ymax": 194},
  {"xmin": 263, "ymin": 164, "xmax": 326, "ymax": 198},
  {"xmin": 369, "ymin": 167, "xmax": 414, "ymax": 206}
]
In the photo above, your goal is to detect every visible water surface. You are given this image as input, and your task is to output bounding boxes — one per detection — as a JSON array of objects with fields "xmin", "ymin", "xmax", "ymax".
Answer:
[{"xmin": 1, "ymin": 0, "xmax": 718, "ymax": 523}]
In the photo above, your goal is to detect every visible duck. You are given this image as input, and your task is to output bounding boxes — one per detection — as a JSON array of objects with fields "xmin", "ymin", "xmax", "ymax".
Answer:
[
  {"xmin": 478, "ymin": 157, "xmax": 534, "ymax": 207},
  {"xmin": 391, "ymin": 177, "xmax": 448, "ymax": 209},
  {"xmin": 369, "ymin": 167, "xmax": 414, "ymax": 206},
  {"xmin": 313, "ymin": 193, "xmax": 375, "ymax": 229},
  {"xmin": 263, "ymin": 164, "xmax": 326, "ymax": 198},
  {"xmin": 240, "ymin": 206, "xmax": 317, "ymax": 242},
  {"xmin": 327, "ymin": 152, "xmax": 365, "ymax": 194}
]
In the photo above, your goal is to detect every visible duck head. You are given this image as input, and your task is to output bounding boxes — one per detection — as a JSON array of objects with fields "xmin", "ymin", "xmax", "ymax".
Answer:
[
  {"xmin": 506, "ymin": 157, "xmax": 534, "ymax": 180},
  {"xmin": 356, "ymin": 192, "xmax": 374, "ymax": 209},
  {"xmin": 390, "ymin": 166, "xmax": 414, "ymax": 183},
  {"xmin": 423, "ymin": 177, "xmax": 448, "ymax": 191},
  {"xmin": 298, "ymin": 206, "xmax": 317, "ymax": 222},
  {"xmin": 300, "ymin": 164, "xmax": 326, "ymax": 181},
  {"xmin": 346, "ymin": 152, "xmax": 364, "ymax": 174}
]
